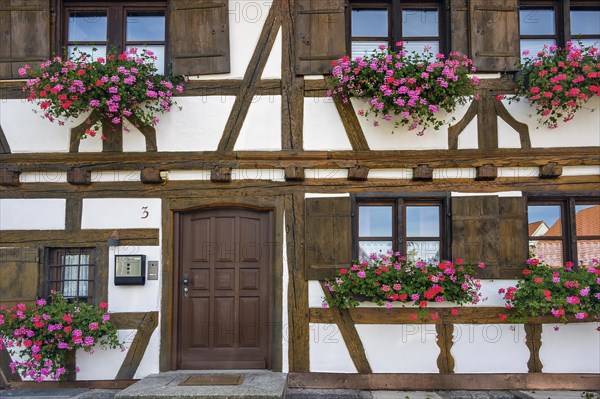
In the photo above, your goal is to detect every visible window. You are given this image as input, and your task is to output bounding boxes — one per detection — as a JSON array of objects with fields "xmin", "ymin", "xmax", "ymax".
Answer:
[
  {"xmin": 519, "ymin": 1, "xmax": 600, "ymax": 59},
  {"xmin": 348, "ymin": 1, "xmax": 445, "ymax": 59},
  {"xmin": 45, "ymin": 248, "xmax": 96, "ymax": 302},
  {"xmin": 354, "ymin": 196, "xmax": 448, "ymax": 262},
  {"xmin": 527, "ymin": 197, "xmax": 600, "ymax": 266},
  {"xmin": 63, "ymin": 1, "xmax": 166, "ymax": 73}
]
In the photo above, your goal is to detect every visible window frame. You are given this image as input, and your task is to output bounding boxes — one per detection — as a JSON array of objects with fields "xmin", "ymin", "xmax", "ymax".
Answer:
[
  {"xmin": 526, "ymin": 194, "xmax": 600, "ymax": 267},
  {"xmin": 351, "ymin": 193, "xmax": 450, "ymax": 261},
  {"xmin": 519, "ymin": 0, "xmax": 600, "ymax": 52},
  {"xmin": 60, "ymin": 0, "xmax": 168, "ymax": 69},
  {"xmin": 43, "ymin": 247, "xmax": 97, "ymax": 303},
  {"xmin": 346, "ymin": 0, "xmax": 447, "ymax": 58}
]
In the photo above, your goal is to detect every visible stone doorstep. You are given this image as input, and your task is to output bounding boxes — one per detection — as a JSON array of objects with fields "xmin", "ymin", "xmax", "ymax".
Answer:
[{"xmin": 114, "ymin": 370, "xmax": 287, "ymax": 399}]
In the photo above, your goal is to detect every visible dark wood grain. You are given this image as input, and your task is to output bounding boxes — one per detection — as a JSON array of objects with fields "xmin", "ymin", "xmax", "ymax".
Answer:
[
  {"xmin": 116, "ymin": 311, "xmax": 159, "ymax": 380},
  {"xmin": 413, "ymin": 164, "xmax": 433, "ymax": 181},
  {"xmin": 0, "ymin": 124, "xmax": 11, "ymax": 154},
  {"xmin": 540, "ymin": 162, "xmax": 563, "ymax": 178},
  {"xmin": 0, "ymin": 229, "xmax": 159, "ymax": 246},
  {"xmin": 524, "ymin": 323, "xmax": 543, "ymax": 372},
  {"xmin": 65, "ymin": 197, "xmax": 83, "ymax": 231},
  {"xmin": 435, "ymin": 324, "xmax": 455, "ymax": 374}
]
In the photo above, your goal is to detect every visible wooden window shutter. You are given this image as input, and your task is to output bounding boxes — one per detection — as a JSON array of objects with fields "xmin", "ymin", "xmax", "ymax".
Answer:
[
  {"xmin": 451, "ymin": 196, "xmax": 500, "ymax": 278},
  {"xmin": 0, "ymin": 0, "xmax": 51, "ymax": 80},
  {"xmin": 169, "ymin": 0, "xmax": 230, "ymax": 75},
  {"xmin": 0, "ymin": 247, "xmax": 40, "ymax": 306},
  {"xmin": 295, "ymin": 0, "xmax": 346, "ymax": 75},
  {"xmin": 305, "ymin": 197, "xmax": 352, "ymax": 280},
  {"xmin": 450, "ymin": 0, "xmax": 470, "ymax": 57},
  {"xmin": 497, "ymin": 197, "xmax": 529, "ymax": 278},
  {"xmin": 468, "ymin": 0, "xmax": 520, "ymax": 72}
]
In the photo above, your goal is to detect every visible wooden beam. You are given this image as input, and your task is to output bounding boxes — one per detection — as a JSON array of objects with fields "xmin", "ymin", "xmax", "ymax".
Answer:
[
  {"xmin": 210, "ymin": 166, "xmax": 232, "ymax": 182},
  {"xmin": 320, "ymin": 282, "xmax": 372, "ymax": 373},
  {"xmin": 69, "ymin": 110, "xmax": 101, "ymax": 153},
  {"xmin": 540, "ymin": 162, "xmax": 563, "ymax": 178},
  {"xmin": 413, "ymin": 164, "xmax": 433, "ymax": 181},
  {"xmin": 310, "ymin": 307, "xmax": 597, "ymax": 325},
  {"xmin": 127, "ymin": 118, "xmax": 157, "ymax": 152},
  {"xmin": 116, "ymin": 311, "xmax": 159, "ymax": 380},
  {"xmin": 495, "ymin": 100, "xmax": 531, "ymax": 148},
  {"xmin": 477, "ymin": 92, "xmax": 499, "ymax": 150},
  {"xmin": 1, "ymin": 176, "xmax": 598, "ymax": 199},
  {"xmin": 524, "ymin": 323, "xmax": 543, "ymax": 373},
  {"xmin": 65, "ymin": 197, "xmax": 83, "ymax": 231},
  {"xmin": 448, "ymin": 100, "xmax": 478, "ymax": 150},
  {"xmin": 476, "ymin": 164, "xmax": 497, "ymax": 181},
  {"xmin": 287, "ymin": 372, "xmax": 600, "ymax": 390},
  {"xmin": 140, "ymin": 168, "xmax": 163, "ymax": 184},
  {"xmin": 435, "ymin": 324, "xmax": 455, "ymax": 374},
  {"xmin": 0, "ymin": 229, "xmax": 159, "ymax": 246},
  {"xmin": 324, "ymin": 76, "xmax": 370, "ymax": 151},
  {"xmin": 2, "ymin": 148, "xmax": 598, "ymax": 172},
  {"xmin": 218, "ymin": 1, "xmax": 282, "ymax": 151},
  {"xmin": 0, "ymin": 348, "xmax": 21, "ymax": 383},
  {"xmin": 0, "ymin": 167, "xmax": 20, "ymax": 186},
  {"xmin": 285, "ymin": 166, "xmax": 305, "ymax": 181},
  {"xmin": 285, "ymin": 193, "xmax": 309, "ymax": 372},
  {"xmin": 67, "ymin": 168, "xmax": 91, "ymax": 185},
  {"xmin": 347, "ymin": 166, "xmax": 369, "ymax": 181}
]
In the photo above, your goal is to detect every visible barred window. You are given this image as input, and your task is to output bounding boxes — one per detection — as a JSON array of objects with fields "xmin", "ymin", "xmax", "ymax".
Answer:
[{"xmin": 45, "ymin": 248, "xmax": 96, "ymax": 302}]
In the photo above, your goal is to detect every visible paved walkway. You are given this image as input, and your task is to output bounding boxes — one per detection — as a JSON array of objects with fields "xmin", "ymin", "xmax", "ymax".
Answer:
[{"xmin": 0, "ymin": 389, "xmax": 595, "ymax": 399}]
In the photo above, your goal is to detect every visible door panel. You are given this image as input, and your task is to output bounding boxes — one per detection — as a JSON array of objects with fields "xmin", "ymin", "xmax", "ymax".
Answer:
[{"xmin": 176, "ymin": 208, "xmax": 272, "ymax": 369}]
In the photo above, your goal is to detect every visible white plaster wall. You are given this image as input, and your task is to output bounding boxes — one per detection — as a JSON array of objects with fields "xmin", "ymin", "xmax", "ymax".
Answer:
[
  {"xmin": 156, "ymin": 96, "xmax": 234, "ymax": 152},
  {"xmin": 19, "ymin": 172, "xmax": 68, "ymax": 184},
  {"xmin": 357, "ymin": 324, "xmax": 440, "ymax": 373},
  {"xmin": 234, "ymin": 96, "xmax": 282, "ymax": 150},
  {"xmin": 262, "ymin": 27, "xmax": 282, "ymax": 79},
  {"xmin": 368, "ymin": 169, "xmax": 413, "ymax": 179},
  {"xmin": 539, "ymin": 323, "xmax": 600, "ymax": 373},
  {"xmin": 309, "ymin": 323, "xmax": 358, "ymax": 373},
  {"xmin": 452, "ymin": 324, "xmax": 529, "ymax": 373},
  {"xmin": 563, "ymin": 165, "xmax": 600, "ymax": 176},
  {"xmin": 190, "ymin": 0, "xmax": 275, "ymax": 80},
  {"xmin": 76, "ymin": 329, "xmax": 133, "ymax": 380},
  {"xmin": 166, "ymin": 170, "xmax": 212, "ymax": 181},
  {"xmin": 0, "ymin": 199, "xmax": 66, "ymax": 230},
  {"xmin": 90, "ymin": 171, "xmax": 141, "ymax": 183},
  {"xmin": 353, "ymin": 99, "xmax": 477, "ymax": 150},
  {"xmin": 433, "ymin": 168, "xmax": 476, "ymax": 179},
  {"xmin": 81, "ymin": 198, "xmax": 161, "ymax": 229},
  {"xmin": 231, "ymin": 168, "xmax": 285, "ymax": 181},
  {"xmin": 303, "ymin": 98, "xmax": 353, "ymax": 150},
  {"xmin": 498, "ymin": 167, "xmax": 540, "ymax": 178},
  {"xmin": 304, "ymin": 169, "xmax": 349, "ymax": 179},
  {"xmin": 500, "ymin": 96, "xmax": 600, "ymax": 148}
]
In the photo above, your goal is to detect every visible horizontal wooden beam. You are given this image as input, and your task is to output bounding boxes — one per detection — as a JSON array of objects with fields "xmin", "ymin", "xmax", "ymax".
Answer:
[
  {"xmin": 1, "ymin": 176, "xmax": 597, "ymax": 199},
  {"xmin": 310, "ymin": 307, "xmax": 597, "ymax": 325},
  {"xmin": 0, "ymin": 229, "xmax": 159, "ymax": 246},
  {"xmin": 1, "ymin": 148, "xmax": 598, "ymax": 173},
  {"xmin": 287, "ymin": 372, "xmax": 600, "ymax": 390}
]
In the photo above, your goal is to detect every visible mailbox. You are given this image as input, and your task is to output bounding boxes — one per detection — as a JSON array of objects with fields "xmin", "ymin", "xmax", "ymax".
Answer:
[{"xmin": 114, "ymin": 255, "xmax": 146, "ymax": 285}]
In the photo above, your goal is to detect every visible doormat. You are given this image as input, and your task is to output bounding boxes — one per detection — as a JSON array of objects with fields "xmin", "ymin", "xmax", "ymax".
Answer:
[{"xmin": 179, "ymin": 374, "xmax": 244, "ymax": 386}]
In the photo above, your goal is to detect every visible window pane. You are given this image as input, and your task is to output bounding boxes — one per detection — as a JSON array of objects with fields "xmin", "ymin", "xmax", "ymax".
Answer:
[
  {"xmin": 570, "ymin": 10, "xmax": 600, "ymax": 35},
  {"xmin": 126, "ymin": 45, "xmax": 165, "ymax": 74},
  {"xmin": 520, "ymin": 9, "xmax": 555, "ymax": 35},
  {"xmin": 68, "ymin": 12, "xmax": 107, "ymax": 42},
  {"xmin": 407, "ymin": 241, "xmax": 440, "ymax": 263},
  {"xmin": 520, "ymin": 39, "xmax": 556, "ymax": 59},
  {"xmin": 79, "ymin": 255, "xmax": 90, "ymax": 297},
  {"xmin": 577, "ymin": 240, "xmax": 600, "ymax": 266},
  {"xmin": 127, "ymin": 12, "xmax": 165, "ymax": 41},
  {"xmin": 359, "ymin": 241, "xmax": 393, "ymax": 260},
  {"xmin": 63, "ymin": 255, "xmax": 79, "ymax": 298},
  {"xmin": 352, "ymin": 9, "xmax": 388, "ymax": 37},
  {"xmin": 351, "ymin": 41, "xmax": 387, "ymax": 59},
  {"xmin": 528, "ymin": 205, "xmax": 561, "ymax": 236},
  {"xmin": 68, "ymin": 45, "xmax": 107, "ymax": 61},
  {"xmin": 529, "ymin": 240, "xmax": 563, "ymax": 266},
  {"xmin": 575, "ymin": 204, "xmax": 600, "ymax": 236},
  {"xmin": 572, "ymin": 38, "xmax": 600, "ymax": 48},
  {"xmin": 406, "ymin": 206, "xmax": 439, "ymax": 237},
  {"xmin": 359, "ymin": 206, "xmax": 392, "ymax": 237},
  {"xmin": 403, "ymin": 41, "xmax": 439, "ymax": 55},
  {"xmin": 402, "ymin": 9, "xmax": 439, "ymax": 37}
]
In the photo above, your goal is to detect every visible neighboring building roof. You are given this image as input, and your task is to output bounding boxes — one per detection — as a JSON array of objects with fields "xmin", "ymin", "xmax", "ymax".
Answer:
[
  {"xmin": 528, "ymin": 220, "xmax": 547, "ymax": 237},
  {"xmin": 545, "ymin": 205, "xmax": 600, "ymax": 237}
]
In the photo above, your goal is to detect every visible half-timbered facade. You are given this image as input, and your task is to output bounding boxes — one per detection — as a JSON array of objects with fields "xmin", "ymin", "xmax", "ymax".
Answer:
[{"xmin": 0, "ymin": 0, "xmax": 599, "ymax": 390}]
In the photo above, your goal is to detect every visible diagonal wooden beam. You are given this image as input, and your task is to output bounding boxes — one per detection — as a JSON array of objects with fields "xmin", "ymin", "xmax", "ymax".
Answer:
[
  {"xmin": 324, "ymin": 76, "xmax": 370, "ymax": 151},
  {"xmin": 69, "ymin": 110, "xmax": 101, "ymax": 153},
  {"xmin": 0, "ymin": 124, "xmax": 10, "ymax": 154},
  {"xmin": 218, "ymin": 0, "xmax": 282, "ymax": 151},
  {"xmin": 0, "ymin": 348, "xmax": 21, "ymax": 383},
  {"xmin": 115, "ymin": 311, "xmax": 159, "ymax": 380},
  {"xmin": 320, "ymin": 282, "xmax": 372, "ymax": 373},
  {"xmin": 280, "ymin": 0, "xmax": 304, "ymax": 150},
  {"xmin": 126, "ymin": 116, "xmax": 158, "ymax": 152},
  {"xmin": 494, "ymin": 100, "xmax": 531, "ymax": 148},
  {"xmin": 448, "ymin": 99, "xmax": 478, "ymax": 150}
]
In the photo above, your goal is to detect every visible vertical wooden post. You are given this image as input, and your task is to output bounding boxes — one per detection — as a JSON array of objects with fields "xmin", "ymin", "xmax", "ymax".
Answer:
[
  {"xmin": 435, "ymin": 323, "xmax": 455, "ymax": 374},
  {"xmin": 63, "ymin": 350, "xmax": 77, "ymax": 381},
  {"xmin": 101, "ymin": 119, "xmax": 123, "ymax": 152},
  {"xmin": 524, "ymin": 323, "xmax": 543, "ymax": 372}
]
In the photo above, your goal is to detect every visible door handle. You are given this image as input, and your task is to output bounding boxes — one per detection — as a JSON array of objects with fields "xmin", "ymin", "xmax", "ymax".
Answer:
[{"xmin": 183, "ymin": 273, "xmax": 189, "ymax": 298}]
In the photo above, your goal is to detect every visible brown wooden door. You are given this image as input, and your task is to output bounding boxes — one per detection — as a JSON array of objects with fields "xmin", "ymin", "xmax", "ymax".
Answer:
[{"xmin": 175, "ymin": 208, "xmax": 272, "ymax": 369}]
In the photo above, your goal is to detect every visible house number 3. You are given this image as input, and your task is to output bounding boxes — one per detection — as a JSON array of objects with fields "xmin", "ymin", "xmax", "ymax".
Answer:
[{"xmin": 141, "ymin": 207, "xmax": 149, "ymax": 219}]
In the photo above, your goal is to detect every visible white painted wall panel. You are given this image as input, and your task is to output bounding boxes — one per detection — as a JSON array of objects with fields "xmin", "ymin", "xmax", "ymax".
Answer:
[
  {"xmin": 76, "ymin": 330, "xmax": 132, "ymax": 380},
  {"xmin": 357, "ymin": 324, "xmax": 440, "ymax": 373},
  {"xmin": 81, "ymin": 198, "xmax": 161, "ymax": 229},
  {"xmin": 539, "ymin": 323, "xmax": 600, "ymax": 373},
  {"xmin": 19, "ymin": 172, "xmax": 68, "ymax": 184},
  {"xmin": 234, "ymin": 96, "xmax": 282, "ymax": 150},
  {"xmin": 305, "ymin": 169, "xmax": 349, "ymax": 179},
  {"xmin": 303, "ymin": 98, "xmax": 353, "ymax": 150},
  {"xmin": 368, "ymin": 169, "xmax": 413, "ymax": 179},
  {"xmin": 90, "ymin": 171, "xmax": 141, "ymax": 183},
  {"xmin": 262, "ymin": 27, "xmax": 282, "ymax": 79},
  {"xmin": 0, "ymin": 199, "xmax": 66, "ymax": 230},
  {"xmin": 452, "ymin": 324, "xmax": 529, "ymax": 373},
  {"xmin": 309, "ymin": 323, "xmax": 358, "ymax": 373},
  {"xmin": 231, "ymin": 169, "xmax": 285, "ymax": 181}
]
